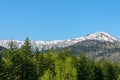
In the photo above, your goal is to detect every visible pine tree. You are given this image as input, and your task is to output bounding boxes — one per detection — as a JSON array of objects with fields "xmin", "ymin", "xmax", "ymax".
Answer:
[
  {"xmin": 20, "ymin": 38, "xmax": 37, "ymax": 80},
  {"xmin": 34, "ymin": 47, "xmax": 39, "ymax": 59},
  {"xmin": 21, "ymin": 37, "xmax": 31, "ymax": 56},
  {"xmin": 76, "ymin": 53, "xmax": 95, "ymax": 80},
  {"xmin": 33, "ymin": 47, "xmax": 41, "ymax": 80},
  {"xmin": 2, "ymin": 40, "xmax": 18, "ymax": 80},
  {"xmin": 7, "ymin": 40, "xmax": 16, "ymax": 58}
]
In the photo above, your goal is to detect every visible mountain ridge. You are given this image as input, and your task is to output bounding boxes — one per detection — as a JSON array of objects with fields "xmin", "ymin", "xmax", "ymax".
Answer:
[{"xmin": 0, "ymin": 32, "xmax": 119, "ymax": 51}]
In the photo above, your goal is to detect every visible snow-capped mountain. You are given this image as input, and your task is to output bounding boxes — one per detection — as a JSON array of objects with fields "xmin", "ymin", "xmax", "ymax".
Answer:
[{"xmin": 0, "ymin": 32, "xmax": 119, "ymax": 51}]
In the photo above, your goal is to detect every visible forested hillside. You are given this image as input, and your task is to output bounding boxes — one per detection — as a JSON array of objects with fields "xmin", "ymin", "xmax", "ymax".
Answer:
[
  {"xmin": 0, "ymin": 38, "xmax": 120, "ymax": 80},
  {"xmin": 63, "ymin": 40, "xmax": 120, "ymax": 61}
]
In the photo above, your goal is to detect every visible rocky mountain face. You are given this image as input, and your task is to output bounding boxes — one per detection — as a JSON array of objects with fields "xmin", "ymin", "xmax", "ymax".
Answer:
[{"xmin": 63, "ymin": 40, "xmax": 120, "ymax": 61}]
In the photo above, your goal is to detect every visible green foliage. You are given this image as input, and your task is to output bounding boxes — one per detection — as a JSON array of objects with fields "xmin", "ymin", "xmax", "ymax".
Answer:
[
  {"xmin": 101, "ymin": 60, "xmax": 120, "ymax": 80},
  {"xmin": 40, "ymin": 69, "xmax": 53, "ymax": 80},
  {"xmin": 21, "ymin": 37, "xmax": 31, "ymax": 56},
  {"xmin": 117, "ymin": 74, "xmax": 120, "ymax": 80},
  {"xmin": 76, "ymin": 53, "xmax": 95, "ymax": 80},
  {"xmin": 55, "ymin": 56, "xmax": 77, "ymax": 80},
  {"xmin": 0, "ymin": 38, "xmax": 120, "ymax": 80},
  {"xmin": 94, "ymin": 61, "xmax": 104, "ymax": 80}
]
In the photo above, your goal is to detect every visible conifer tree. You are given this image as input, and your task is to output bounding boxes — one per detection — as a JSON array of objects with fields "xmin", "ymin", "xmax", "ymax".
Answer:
[
  {"xmin": 34, "ymin": 47, "xmax": 39, "ymax": 59},
  {"xmin": 21, "ymin": 37, "xmax": 31, "ymax": 56},
  {"xmin": 77, "ymin": 53, "xmax": 95, "ymax": 80},
  {"xmin": 20, "ymin": 38, "xmax": 37, "ymax": 80},
  {"xmin": 7, "ymin": 40, "xmax": 16, "ymax": 58},
  {"xmin": 2, "ymin": 40, "xmax": 18, "ymax": 80},
  {"xmin": 33, "ymin": 47, "xmax": 41, "ymax": 80}
]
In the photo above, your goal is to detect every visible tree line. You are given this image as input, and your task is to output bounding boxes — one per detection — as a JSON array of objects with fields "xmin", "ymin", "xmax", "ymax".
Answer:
[{"xmin": 0, "ymin": 38, "xmax": 120, "ymax": 80}]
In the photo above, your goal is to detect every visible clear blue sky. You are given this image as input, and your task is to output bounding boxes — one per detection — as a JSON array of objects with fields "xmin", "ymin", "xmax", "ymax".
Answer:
[{"xmin": 0, "ymin": 0, "xmax": 120, "ymax": 41}]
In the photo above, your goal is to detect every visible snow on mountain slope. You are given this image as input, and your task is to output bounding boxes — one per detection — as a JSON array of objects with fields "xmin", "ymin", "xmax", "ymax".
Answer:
[
  {"xmin": 83, "ymin": 32, "xmax": 119, "ymax": 42},
  {"xmin": 0, "ymin": 32, "xmax": 119, "ymax": 51}
]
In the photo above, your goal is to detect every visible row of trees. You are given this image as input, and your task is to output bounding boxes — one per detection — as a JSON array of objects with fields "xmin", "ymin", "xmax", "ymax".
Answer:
[{"xmin": 0, "ymin": 38, "xmax": 120, "ymax": 80}]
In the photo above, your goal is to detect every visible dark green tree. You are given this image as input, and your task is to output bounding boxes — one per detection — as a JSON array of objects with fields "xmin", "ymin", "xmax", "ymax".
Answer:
[
  {"xmin": 101, "ymin": 60, "xmax": 120, "ymax": 80},
  {"xmin": 94, "ymin": 61, "xmax": 104, "ymax": 80},
  {"xmin": 20, "ymin": 38, "xmax": 37, "ymax": 80},
  {"xmin": 21, "ymin": 37, "xmax": 31, "ymax": 56},
  {"xmin": 76, "ymin": 53, "xmax": 95, "ymax": 80},
  {"xmin": 0, "ymin": 57, "xmax": 5, "ymax": 80}
]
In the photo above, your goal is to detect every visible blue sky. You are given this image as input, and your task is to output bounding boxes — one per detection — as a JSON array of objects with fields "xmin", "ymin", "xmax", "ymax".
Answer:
[{"xmin": 0, "ymin": 0, "xmax": 120, "ymax": 41}]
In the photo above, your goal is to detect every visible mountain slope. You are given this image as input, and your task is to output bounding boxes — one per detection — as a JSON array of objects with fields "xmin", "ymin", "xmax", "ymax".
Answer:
[
  {"xmin": 0, "ymin": 32, "xmax": 119, "ymax": 51},
  {"xmin": 63, "ymin": 40, "xmax": 120, "ymax": 56}
]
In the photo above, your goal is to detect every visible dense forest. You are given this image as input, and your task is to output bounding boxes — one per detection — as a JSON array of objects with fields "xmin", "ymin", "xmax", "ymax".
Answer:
[{"xmin": 0, "ymin": 38, "xmax": 120, "ymax": 80}]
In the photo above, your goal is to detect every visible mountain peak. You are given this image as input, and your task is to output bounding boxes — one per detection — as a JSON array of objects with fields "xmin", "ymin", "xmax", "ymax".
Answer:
[
  {"xmin": 84, "ymin": 32, "xmax": 119, "ymax": 42},
  {"xmin": 94, "ymin": 31, "xmax": 112, "ymax": 36}
]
